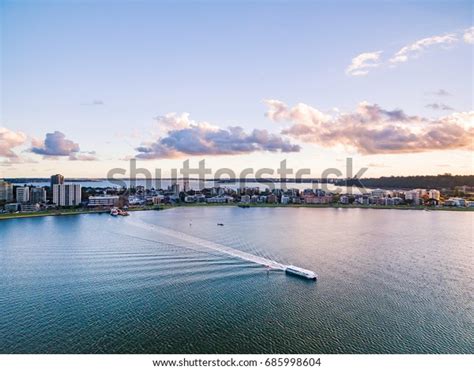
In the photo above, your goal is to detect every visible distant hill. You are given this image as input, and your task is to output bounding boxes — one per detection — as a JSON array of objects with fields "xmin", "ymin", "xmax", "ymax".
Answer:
[{"xmin": 341, "ymin": 174, "xmax": 474, "ymax": 190}]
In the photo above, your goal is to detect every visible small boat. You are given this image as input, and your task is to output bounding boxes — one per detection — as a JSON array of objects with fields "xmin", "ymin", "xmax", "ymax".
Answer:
[
  {"xmin": 217, "ymin": 223, "xmax": 224, "ymax": 226},
  {"xmin": 110, "ymin": 207, "xmax": 129, "ymax": 216},
  {"xmin": 285, "ymin": 265, "xmax": 317, "ymax": 280}
]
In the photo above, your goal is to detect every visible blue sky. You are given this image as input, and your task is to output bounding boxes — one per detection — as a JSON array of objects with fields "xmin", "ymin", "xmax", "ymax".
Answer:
[{"xmin": 1, "ymin": 0, "xmax": 473, "ymax": 178}]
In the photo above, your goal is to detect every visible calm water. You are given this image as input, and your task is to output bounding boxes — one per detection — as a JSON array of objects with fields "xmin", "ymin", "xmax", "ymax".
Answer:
[{"xmin": 0, "ymin": 208, "xmax": 472, "ymax": 353}]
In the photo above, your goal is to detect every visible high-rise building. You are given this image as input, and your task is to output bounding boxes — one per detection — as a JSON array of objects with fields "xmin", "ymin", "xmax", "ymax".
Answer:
[
  {"xmin": 171, "ymin": 182, "xmax": 180, "ymax": 196},
  {"xmin": 50, "ymin": 174, "xmax": 64, "ymax": 188},
  {"xmin": 182, "ymin": 178, "xmax": 190, "ymax": 193},
  {"xmin": 0, "ymin": 180, "xmax": 14, "ymax": 202},
  {"xmin": 30, "ymin": 187, "xmax": 47, "ymax": 203},
  {"xmin": 53, "ymin": 184, "xmax": 82, "ymax": 206},
  {"xmin": 16, "ymin": 187, "xmax": 30, "ymax": 203}
]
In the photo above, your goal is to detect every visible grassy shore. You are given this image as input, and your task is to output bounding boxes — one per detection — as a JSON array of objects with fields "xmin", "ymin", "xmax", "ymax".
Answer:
[
  {"xmin": 0, "ymin": 202, "xmax": 472, "ymax": 221},
  {"xmin": 0, "ymin": 205, "xmax": 165, "ymax": 220}
]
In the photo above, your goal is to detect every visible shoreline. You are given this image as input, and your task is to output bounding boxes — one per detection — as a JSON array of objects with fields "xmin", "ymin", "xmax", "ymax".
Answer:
[
  {"xmin": 0, "ymin": 206, "xmax": 165, "ymax": 221},
  {"xmin": 0, "ymin": 203, "xmax": 472, "ymax": 221}
]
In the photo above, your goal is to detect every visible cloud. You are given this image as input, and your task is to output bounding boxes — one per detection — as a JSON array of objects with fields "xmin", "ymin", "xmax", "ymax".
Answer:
[
  {"xmin": 463, "ymin": 26, "xmax": 474, "ymax": 44},
  {"xmin": 264, "ymin": 99, "xmax": 332, "ymax": 124},
  {"xmin": 427, "ymin": 89, "xmax": 452, "ymax": 97},
  {"xmin": 346, "ymin": 27, "xmax": 472, "ymax": 75},
  {"xmin": 81, "ymin": 99, "xmax": 104, "ymax": 106},
  {"xmin": 31, "ymin": 131, "xmax": 80, "ymax": 157},
  {"xmin": 0, "ymin": 156, "xmax": 38, "ymax": 167},
  {"xmin": 264, "ymin": 99, "xmax": 291, "ymax": 121},
  {"xmin": 0, "ymin": 127, "xmax": 27, "ymax": 158},
  {"xmin": 425, "ymin": 103, "xmax": 454, "ymax": 111},
  {"xmin": 345, "ymin": 51, "xmax": 382, "ymax": 76},
  {"xmin": 30, "ymin": 131, "xmax": 97, "ymax": 160},
  {"xmin": 135, "ymin": 113, "xmax": 301, "ymax": 159},
  {"xmin": 153, "ymin": 112, "xmax": 194, "ymax": 131},
  {"xmin": 389, "ymin": 33, "xmax": 458, "ymax": 64},
  {"xmin": 367, "ymin": 163, "xmax": 391, "ymax": 168},
  {"xmin": 69, "ymin": 151, "xmax": 98, "ymax": 161},
  {"xmin": 264, "ymin": 99, "xmax": 474, "ymax": 154}
]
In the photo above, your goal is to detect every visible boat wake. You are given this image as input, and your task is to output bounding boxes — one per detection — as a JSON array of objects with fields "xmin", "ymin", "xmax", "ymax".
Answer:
[{"xmin": 126, "ymin": 218, "xmax": 286, "ymax": 270}]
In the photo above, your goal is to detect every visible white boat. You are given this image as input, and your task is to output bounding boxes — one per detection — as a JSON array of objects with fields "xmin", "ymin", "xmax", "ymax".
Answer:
[
  {"xmin": 117, "ymin": 209, "xmax": 129, "ymax": 216},
  {"xmin": 285, "ymin": 265, "xmax": 317, "ymax": 280},
  {"xmin": 110, "ymin": 207, "xmax": 129, "ymax": 216}
]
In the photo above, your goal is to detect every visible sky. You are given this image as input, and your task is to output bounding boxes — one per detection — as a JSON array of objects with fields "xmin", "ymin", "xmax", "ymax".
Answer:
[{"xmin": 1, "ymin": 0, "xmax": 473, "ymax": 179}]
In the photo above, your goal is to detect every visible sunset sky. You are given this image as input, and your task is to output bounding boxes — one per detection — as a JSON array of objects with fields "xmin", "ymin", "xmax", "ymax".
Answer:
[{"xmin": 1, "ymin": 0, "xmax": 473, "ymax": 179}]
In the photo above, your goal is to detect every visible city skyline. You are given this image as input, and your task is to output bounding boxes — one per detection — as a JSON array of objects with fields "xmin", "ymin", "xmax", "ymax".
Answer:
[{"xmin": 1, "ymin": 0, "xmax": 473, "ymax": 179}]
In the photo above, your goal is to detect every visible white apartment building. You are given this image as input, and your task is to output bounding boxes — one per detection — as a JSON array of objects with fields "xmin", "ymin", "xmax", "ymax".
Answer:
[
  {"xmin": 53, "ymin": 184, "xmax": 82, "ymax": 206},
  {"xmin": 87, "ymin": 195, "xmax": 119, "ymax": 207},
  {"xmin": 428, "ymin": 189, "xmax": 441, "ymax": 201},
  {"xmin": 281, "ymin": 195, "xmax": 290, "ymax": 204},
  {"xmin": 404, "ymin": 190, "xmax": 420, "ymax": 205},
  {"xmin": 16, "ymin": 187, "xmax": 30, "ymax": 203},
  {"xmin": 371, "ymin": 188, "xmax": 387, "ymax": 197}
]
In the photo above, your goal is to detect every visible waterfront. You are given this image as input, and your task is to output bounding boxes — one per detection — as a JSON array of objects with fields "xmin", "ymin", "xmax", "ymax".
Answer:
[
  {"xmin": 0, "ymin": 203, "xmax": 472, "ymax": 222},
  {"xmin": 5, "ymin": 179, "xmax": 368, "ymax": 193},
  {"xmin": 0, "ymin": 207, "xmax": 472, "ymax": 353}
]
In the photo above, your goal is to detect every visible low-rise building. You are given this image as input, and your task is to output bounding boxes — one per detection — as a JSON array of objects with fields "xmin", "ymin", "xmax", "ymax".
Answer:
[
  {"xmin": 267, "ymin": 194, "xmax": 278, "ymax": 204},
  {"xmin": 355, "ymin": 196, "xmax": 370, "ymax": 205},
  {"xmin": 371, "ymin": 188, "xmax": 387, "ymax": 197},
  {"xmin": 148, "ymin": 195, "xmax": 164, "ymax": 204},
  {"xmin": 428, "ymin": 189, "xmax": 441, "ymax": 201},
  {"xmin": 128, "ymin": 195, "xmax": 145, "ymax": 205},
  {"xmin": 257, "ymin": 195, "xmax": 267, "ymax": 203},
  {"xmin": 384, "ymin": 198, "xmax": 394, "ymax": 206},
  {"xmin": 87, "ymin": 195, "xmax": 119, "ymax": 207},
  {"xmin": 339, "ymin": 195, "xmax": 349, "ymax": 204},
  {"xmin": 444, "ymin": 197, "xmax": 466, "ymax": 207},
  {"xmin": 392, "ymin": 197, "xmax": 403, "ymax": 205},
  {"xmin": 303, "ymin": 194, "xmax": 333, "ymax": 204},
  {"xmin": 207, "ymin": 196, "xmax": 233, "ymax": 203},
  {"xmin": 195, "ymin": 194, "xmax": 206, "ymax": 202},
  {"xmin": 404, "ymin": 190, "xmax": 420, "ymax": 205},
  {"xmin": 20, "ymin": 203, "xmax": 40, "ymax": 212},
  {"xmin": 240, "ymin": 195, "xmax": 251, "ymax": 203},
  {"xmin": 5, "ymin": 203, "xmax": 20, "ymax": 212},
  {"xmin": 184, "ymin": 195, "xmax": 196, "ymax": 203}
]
